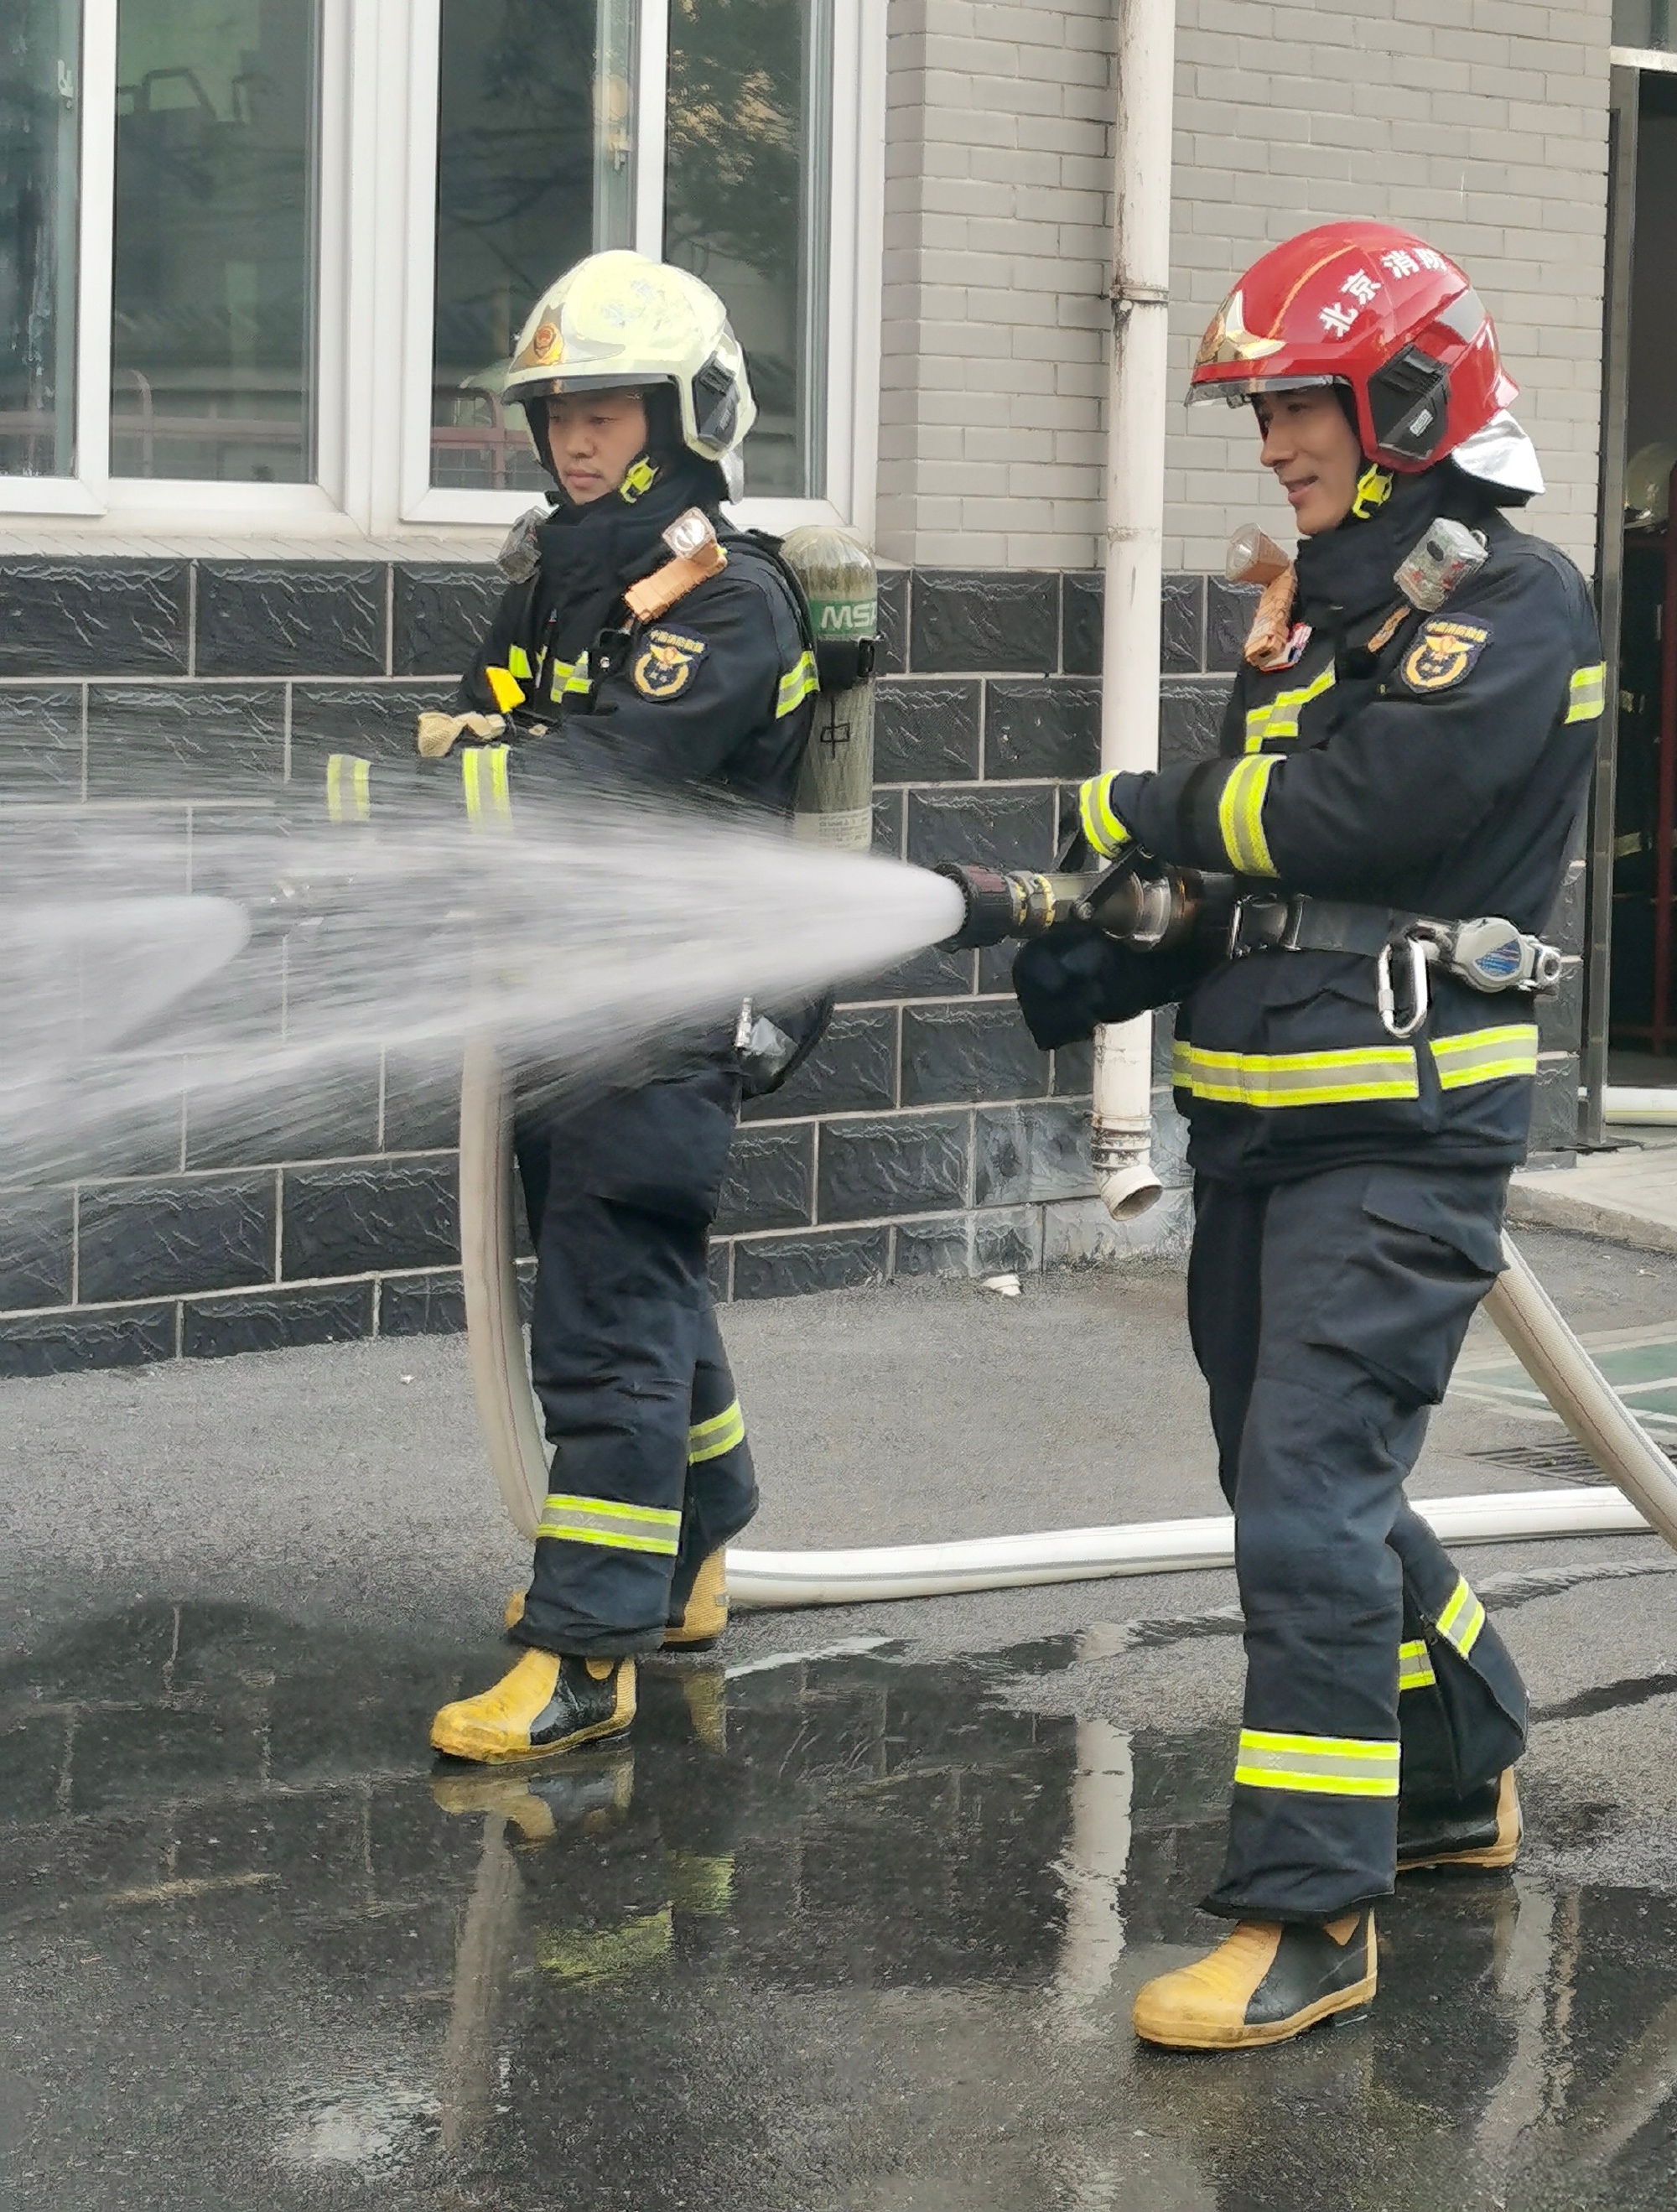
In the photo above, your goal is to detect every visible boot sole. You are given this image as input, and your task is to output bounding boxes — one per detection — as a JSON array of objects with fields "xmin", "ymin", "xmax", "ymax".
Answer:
[
  {"xmin": 430, "ymin": 1710, "xmax": 634, "ymax": 1766},
  {"xmin": 1135, "ymin": 1974, "xmax": 1376, "ymax": 2052}
]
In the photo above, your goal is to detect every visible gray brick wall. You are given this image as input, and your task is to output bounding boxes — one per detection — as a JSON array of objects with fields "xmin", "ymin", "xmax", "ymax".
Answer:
[
  {"xmin": 877, "ymin": 0, "xmax": 1614, "ymax": 580},
  {"xmin": 877, "ymin": 0, "xmax": 1117, "ymax": 569}
]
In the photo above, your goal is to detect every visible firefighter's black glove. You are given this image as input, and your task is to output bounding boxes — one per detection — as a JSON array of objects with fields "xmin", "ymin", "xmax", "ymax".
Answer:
[{"xmin": 1015, "ymin": 920, "xmax": 1204, "ymax": 1050}]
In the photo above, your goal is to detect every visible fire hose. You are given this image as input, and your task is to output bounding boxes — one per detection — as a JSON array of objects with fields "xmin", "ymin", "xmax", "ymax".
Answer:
[{"xmin": 458, "ymin": 1036, "xmax": 1677, "ymax": 1609}]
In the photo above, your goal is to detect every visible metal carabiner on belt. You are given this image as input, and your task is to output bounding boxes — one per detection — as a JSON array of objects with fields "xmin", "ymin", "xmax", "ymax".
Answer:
[{"xmin": 1376, "ymin": 935, "xmax": 1431, "ymax": 1040}]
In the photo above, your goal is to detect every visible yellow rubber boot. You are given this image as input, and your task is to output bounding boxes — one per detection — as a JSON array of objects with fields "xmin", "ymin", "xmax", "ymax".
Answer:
[
  {"xmin": 663, "ymin": 1549, "xmax": 729, "ymax": 1649},
  {"xmin": 1398, "ymin": 1768, "xmax": 1521, "ymax": 1872},
  {"xmin": 431, "ymin": 1649, "xmax": 636, "ymax": 1765},
  {"xmin": 504, "ymin": 1548, "xmax": 729, "ymax": 1650},
  {"xmin": 1132, "ymin": 1908, "xmax": 1376, "ymax": 2051}
]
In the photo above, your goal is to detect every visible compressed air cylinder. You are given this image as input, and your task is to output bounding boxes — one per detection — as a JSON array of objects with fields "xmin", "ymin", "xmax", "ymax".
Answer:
[{"xmin": 779, "ymin": 523, "xmax": 879, "ymax": 853}]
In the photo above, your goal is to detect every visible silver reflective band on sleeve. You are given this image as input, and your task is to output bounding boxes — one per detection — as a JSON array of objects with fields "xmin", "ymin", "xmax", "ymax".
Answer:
[
  {"xmin": 461, "ymin": 743, "xmax": 513, "ymax": 829},
  {"xmin": 1436, "ymin": 1576, "xmax": 1485, "ymax": 1659},
  {"xmin": 688, "ymin": 1399, "xmax": 745, "ymax": 1464},
  {"xmin": 1430, "ymin": 1024, "xmax": 1539, "ymax": 1091},
  {"xmin": 325, "ymin": 753, "xmax": 371, "ymax": 824},
  {"xmin": 1565, "ymin": 662, "xmax": 1606, "ymax": 724},
  {"xmin": 1172, "ymin": 1039, "xmax": 1420, "ymax": 1108},
  {"xmin": 1243, "ymin": 666, "xmax": 1336, "ymax": 751},
  {"xmin": 776, "ymin": 652, "xmax": 819, "ymax": 719},
  {"xmin": 1398, "ymin": 1638, "xmax": 1437, "ymax": 1692},
  {"xmin": 537, "ymin": 1493, "xmax": 682, "ymax": 1556},
  {"xmin": 1233, "ymin": 1728, "xmax": 1401, "ymax": 1798},
  {"xmin": 1218, "ymin": 754, "xmax": 1281, "ymax": 876}
]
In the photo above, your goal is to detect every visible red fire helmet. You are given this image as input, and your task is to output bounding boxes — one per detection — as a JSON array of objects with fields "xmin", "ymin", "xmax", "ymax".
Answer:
[{"xmin": 1188, "ymin": 221, "xmax": 1518, "ymax": 472}]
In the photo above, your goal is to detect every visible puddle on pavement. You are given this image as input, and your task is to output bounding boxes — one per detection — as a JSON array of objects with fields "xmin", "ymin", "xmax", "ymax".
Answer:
[{"xmin": 3, "ymin": 1604, "xmax": 1677, "ymax": 2212}]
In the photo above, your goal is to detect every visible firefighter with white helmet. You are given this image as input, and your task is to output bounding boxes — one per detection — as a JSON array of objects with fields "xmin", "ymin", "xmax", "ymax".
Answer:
[
  {"xmin": 1019, "ymin": 222, "xmax": 1606, "ymax": 2048},
  {"xmin": 416, "ymin": 251, "xmax": 819, "ymax": 1766}
]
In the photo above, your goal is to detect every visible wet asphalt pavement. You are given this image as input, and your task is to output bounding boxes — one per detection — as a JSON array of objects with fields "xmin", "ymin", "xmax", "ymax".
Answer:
[{"xmin": 4, "ymin": 1225, "xmax": 1677, "ymax": 2210}]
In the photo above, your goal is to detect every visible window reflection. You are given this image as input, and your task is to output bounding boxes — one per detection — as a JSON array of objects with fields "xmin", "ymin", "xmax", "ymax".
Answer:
[
  {"xmin": 432, "ymin": 0, "xmax": 636, "ymax": 493},
  {"xmin": 111, "ymin": 0, "xmax": 318, "ymax": 482},
  {"xmin": 0, "ymin": 0, "xmax": 80, "ymax": 478},
  {"xmin": 665, "ymin": 0, "xmax": 827, "ymax": 499}
]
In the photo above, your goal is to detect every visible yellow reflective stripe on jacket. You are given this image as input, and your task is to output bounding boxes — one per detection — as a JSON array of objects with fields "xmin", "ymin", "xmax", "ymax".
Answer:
[
  {"xmin": 537, "ymin": 1492, "xmax": 682, "ymax": 1556},
  {"xmin": 1565, "ymin": 662, "xmax": 1606, "ymax": 723},
  {"xmin": 1078, "ymin": 771, "xmax": 1131, "ymax": 858},
  {"xmin": 776, "ymin": 650, "xmax": 819, "ymax": 719},
  {"xmin": 548, "ymin": 656, "xmax": 594, "ymax": 702},
  {"xmin": 507, "ymin": 643, "xmax": 533, "ymax": 681},
  {"xmin": 1436, "ymin": 1576, "xmax": 1485, "ymax": 1659},
  {"xmin": 688, "ymin": 1399, "xmax": 745, "ymax": 1465},
  {"xmin": 485, "ymin": 662, "xmax": 526, "ymax": 712},
  {"xmin": 325, "ymin": 752, "xmax": 371, "ymax": 824},
  {"xmin": 1234, "ymin": 1728, "xmax": 1401, "ymax": 1798},
  {"xmin": 1218, "ymin": 754, "xmax": 1281, "ymax": 875},
  {"xmin": 1431, "ymin": 1024, "xmax": 1539, "ymax": 1090},
  {"xmin": 1243, "ymin": 665, "xmax": 1336, "ymax": 752},
  {"xmin": 1398, "ymin": 1638, "xmax": 1437, "ymax": 1692},
  {"xmin": 1172, "ymin": 1039, "xmax": 1420, "ymax": 1109},
  {"xmin": 461, "ymin": 743, "xmax": 512, "ymax": 829}
]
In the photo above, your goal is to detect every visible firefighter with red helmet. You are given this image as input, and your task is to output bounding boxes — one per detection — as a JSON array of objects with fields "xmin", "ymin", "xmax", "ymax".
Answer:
[{"xmin": 1034, "ymin": 224, "xmax": 1605, "ymax": 2048}]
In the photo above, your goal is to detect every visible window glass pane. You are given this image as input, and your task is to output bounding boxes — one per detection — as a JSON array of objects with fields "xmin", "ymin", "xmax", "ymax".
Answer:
[
  {"xmin": 112, "ymin": 0, "xmax": 319, "ymax": 481},
  {"xmin": 666, "ymin": 0, "xmax": 828, "ymax": 499},
  {"xmin": 1617, "ymin": 1, "xmax": 1676, "ymax": 47},
  {"xmin": 432, "ymin": 0, "xmax": 636, "ymax": 492},
  {"xmin": 0, "ymin": 0, "xmax": 80, "ymax": 477}
]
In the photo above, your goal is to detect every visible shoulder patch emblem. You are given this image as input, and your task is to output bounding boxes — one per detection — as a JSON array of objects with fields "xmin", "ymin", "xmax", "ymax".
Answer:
[
  {"xmin": 631, "ymin": 626, "xmax": 708, "ymax": 702},
  {"xmin": 1399, "ymin": 617, "xmax": 1492, "ymax": 695}
]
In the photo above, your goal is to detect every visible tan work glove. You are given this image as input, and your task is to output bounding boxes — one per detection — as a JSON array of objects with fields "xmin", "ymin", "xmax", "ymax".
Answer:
[{"xmin": 415, "ymin": 709, "xmax": 506, "ymax": 760}]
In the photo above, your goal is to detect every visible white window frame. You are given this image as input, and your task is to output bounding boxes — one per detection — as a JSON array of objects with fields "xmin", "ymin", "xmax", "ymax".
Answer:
[{"xmin": 0, "ymin": 0, "xmax": 885, "ymax": 542}]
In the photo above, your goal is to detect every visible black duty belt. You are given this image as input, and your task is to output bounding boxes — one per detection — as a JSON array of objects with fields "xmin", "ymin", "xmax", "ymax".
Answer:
[{"xmin": 1227, "ymin": 891, "xmax": 1563, "ymax": 1040}]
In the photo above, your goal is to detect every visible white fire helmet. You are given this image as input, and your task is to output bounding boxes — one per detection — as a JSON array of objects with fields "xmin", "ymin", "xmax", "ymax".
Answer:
[{"xmin": 503, "ymin": 250, "xmax": 756, "ymax": 467}]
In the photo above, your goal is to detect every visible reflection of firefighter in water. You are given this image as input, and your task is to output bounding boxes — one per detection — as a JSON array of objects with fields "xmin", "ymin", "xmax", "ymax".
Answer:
[{"xmin": 1017, "ymin": 223, "xmax": 1603, "ymax": 2051}]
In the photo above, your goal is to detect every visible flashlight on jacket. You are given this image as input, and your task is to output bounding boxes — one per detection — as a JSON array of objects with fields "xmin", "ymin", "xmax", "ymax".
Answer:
[{"xmin": 935, "ymin": 854, "xmax": 1233, "ymax": 953}]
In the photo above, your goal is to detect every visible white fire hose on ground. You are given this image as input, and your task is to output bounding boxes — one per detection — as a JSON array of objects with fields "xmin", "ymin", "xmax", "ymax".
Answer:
[{"xmin": 458, "ymin": 1041, "xmax": 1677, "ymax": 1607}]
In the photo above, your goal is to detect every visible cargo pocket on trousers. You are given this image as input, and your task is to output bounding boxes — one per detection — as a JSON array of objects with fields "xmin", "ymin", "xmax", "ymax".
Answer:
[{"xmin": 1309, "ymin": 1165, "xmax": 1508, "ymax": 1410}]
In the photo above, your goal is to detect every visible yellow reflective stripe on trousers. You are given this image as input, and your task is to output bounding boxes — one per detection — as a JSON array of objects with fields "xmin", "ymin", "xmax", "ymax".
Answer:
[
  {"xmin": 1243, "ymin": 666, "xmax": 1336, "ymax": 751},
  {"xmin": 1565, "ymin": 662, "xmax": 1606, "ymax": 723},
  {"xmin": 325, "ymin": 752, "xmax": 371, "ymax": 823},
  {"xmin": 537, "ymin": 1492, "xmax": 682, "ymax": 1555},
  {"xmin": 1234, "ymin": 1728, "xmax": 1401, "ymax": 1797},
  {"xmin": 1078, "ymin": 771, "xmax": 1131, "ymax": 858},
  {"xmin": 1430, "ymin": 1024, "xmax": 1539, "ymax": 1090},
  {"xmin": 688, "ymin": 1399, "xmax": 745, "ymax": 1464},
  {"xmin": 1217, "ymin": 754, "xmax": 1281, "ymax": 875},
  {"xmin": 1398, "ymin": 1638, "xmax": 1437, "ymax": 1692},
  {"xmin": 1172, "ymin": 1038, "xmax": 1420, "ymax": 1108},
  {"xmin": 776, "ymin": 651, "xmax": 820, "ymax": 718},
  {"xmin": 461, "ymin": 743, "xmax": 512, "ymax": 829},
  {"xmin": 1436, "ymin": 1576, "xmax": 1485, "ymax": 1659}
]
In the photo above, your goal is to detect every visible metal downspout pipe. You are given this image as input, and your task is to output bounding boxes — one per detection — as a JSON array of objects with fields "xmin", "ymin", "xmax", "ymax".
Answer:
[{"xmin": 1089, "ymin": 0, "xmax": 1175, "ymax": 1223}]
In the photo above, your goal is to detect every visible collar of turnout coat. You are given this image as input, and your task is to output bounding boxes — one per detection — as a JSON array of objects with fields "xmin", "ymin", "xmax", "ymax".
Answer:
[
  {"xmin": 1294, "ymin": 463, "xmax": 1500, "ymax": 630},
  {"xmin": 533, "ymin": 454, "xmax": 727, "ymax": 644}
]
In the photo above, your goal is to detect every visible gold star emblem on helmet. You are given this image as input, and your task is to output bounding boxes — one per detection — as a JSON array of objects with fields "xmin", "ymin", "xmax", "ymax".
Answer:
[{"xmin": 1195, "ymin": 288, "xmax": 1285, "ymax": 369}]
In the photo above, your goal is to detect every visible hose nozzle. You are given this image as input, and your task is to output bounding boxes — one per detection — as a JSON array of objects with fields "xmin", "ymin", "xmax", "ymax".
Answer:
[{"xmin": 932, "ymin": 865, "xmax": 1098, "ymax": 949}]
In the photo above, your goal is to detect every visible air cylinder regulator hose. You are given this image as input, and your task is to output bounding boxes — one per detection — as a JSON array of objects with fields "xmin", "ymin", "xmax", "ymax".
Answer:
[{"xmin": 458, "ymin": 1046, "xmax": 1677, "ymax": 1606}]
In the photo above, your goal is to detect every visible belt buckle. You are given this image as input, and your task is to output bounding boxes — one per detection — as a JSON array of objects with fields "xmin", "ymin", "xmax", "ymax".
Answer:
[{"xmin": 1227, "ymin": 895, "xmax": 1289, "ymax": 961}]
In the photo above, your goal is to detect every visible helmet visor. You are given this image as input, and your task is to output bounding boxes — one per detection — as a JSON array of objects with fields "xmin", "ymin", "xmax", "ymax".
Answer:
[{"xmin": 1186, "ymin": 371, "xmax": 1346, "ymax": 408}]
